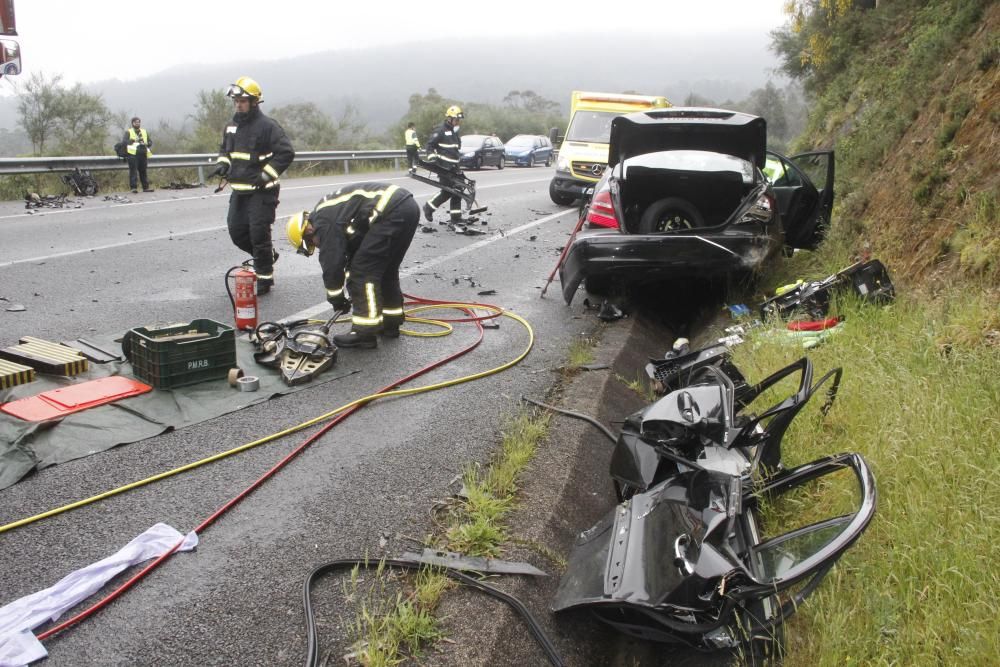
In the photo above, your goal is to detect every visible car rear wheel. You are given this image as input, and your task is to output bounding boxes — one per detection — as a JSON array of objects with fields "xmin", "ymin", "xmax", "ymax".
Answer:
[
  {"xmin": 544, "ymin": 155, "xmax": 552, "ymax": 167},
  {"xmin": 498, "ymin": 156, "xmax": 505, "ymax": 170},
  {"xmin": 638, "ymin": 197, "xmax": 705, "ymax": 232}
]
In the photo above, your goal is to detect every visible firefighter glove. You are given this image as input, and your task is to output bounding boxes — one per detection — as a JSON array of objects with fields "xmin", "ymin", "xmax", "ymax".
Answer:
[
  {"xmin": 211, "ymin": 163, "xmax": 229, "ymax": 178},
  {"xmin": 252, "ymin": 172, "xmax": 273, "ymax": 187},
  {"xmin": 327, "ymin": 293, "xmax": 350, "ymax": 311}
]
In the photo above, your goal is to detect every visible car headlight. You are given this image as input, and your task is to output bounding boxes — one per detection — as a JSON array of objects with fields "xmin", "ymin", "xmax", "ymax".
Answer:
[
  {"xmin": 557, "ymin": 155, "xmax": 570, "ymax": 171},
  {"xmin": 462, "ymin": 152, "xmax": 475, "ymax": 158}
]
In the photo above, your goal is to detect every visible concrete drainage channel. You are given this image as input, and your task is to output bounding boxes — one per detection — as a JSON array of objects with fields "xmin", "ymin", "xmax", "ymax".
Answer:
[{"xmin": 429, "ymin": 314, "xmax": 732, "ymax": 667}]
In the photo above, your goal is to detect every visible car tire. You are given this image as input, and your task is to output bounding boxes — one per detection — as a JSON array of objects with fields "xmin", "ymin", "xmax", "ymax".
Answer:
[
  {"xmin": 549, "ymin": 181, "xmax": 575, "ymax": 206},
  {"xmin": 498, "ymin": 156, "xmax": 505, "ymax": 170},
  {"xmin": 638, "ymin": 197, "xmax": 705, "ymax": 232},
  {"xmin": 473, "ymin": 157, "xmax": 482, "ymax": 170},
  {"xmin": 545, "ymin": 155, "xmax": 552, "ymax": 167}
]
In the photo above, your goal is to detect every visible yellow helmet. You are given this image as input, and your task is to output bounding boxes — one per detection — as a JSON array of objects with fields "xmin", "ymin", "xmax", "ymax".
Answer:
[
  {"xmin": 286, "ymin": 211, "xmax": 314, "ymax": 256},
  {"xmin": 445, "ymin": 105, "xmax": 464, "ymax": 120},
  {"xmin": 227, "ymin": 76, "xmax": 263, "ymax": 103}
]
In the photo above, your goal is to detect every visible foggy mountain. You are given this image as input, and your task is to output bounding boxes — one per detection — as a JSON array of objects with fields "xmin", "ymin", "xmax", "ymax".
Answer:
[{"xmin": 0, "ymin": 31, "xmax": 782, "ymax": 134}]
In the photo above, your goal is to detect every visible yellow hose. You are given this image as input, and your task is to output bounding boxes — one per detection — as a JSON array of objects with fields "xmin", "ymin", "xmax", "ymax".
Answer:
[{"xmin": 0, "ymin": 305, "xmax": 532, "ymax": 535}]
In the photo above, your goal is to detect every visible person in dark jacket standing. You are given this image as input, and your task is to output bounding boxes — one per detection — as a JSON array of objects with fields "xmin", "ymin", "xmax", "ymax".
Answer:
[
  {"xmin": 212, "ymin": 76, "xmax": 295, "ymax": 295},
  {"xmin": 422, "ymin": 105, "xmax": 465, "ymax": 224},
  {"xmin": 123, "ymin": 117, "xmax": 153, "ymax": 193},
  {"xmin": 285, "ymin": 182, "xmax": 420, "ymax": 349}
]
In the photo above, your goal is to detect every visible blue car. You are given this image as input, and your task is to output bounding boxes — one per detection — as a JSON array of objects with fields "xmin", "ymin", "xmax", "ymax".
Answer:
[{"xmin": 504, "ymin": 134, "xmax": 553, "ymax": 167}]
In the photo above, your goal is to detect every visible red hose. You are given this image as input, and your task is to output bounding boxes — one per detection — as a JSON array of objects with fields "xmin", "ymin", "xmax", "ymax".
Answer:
[{"xmin": 38, "ymin": 300, "xmax": 488, "ymax": 643}]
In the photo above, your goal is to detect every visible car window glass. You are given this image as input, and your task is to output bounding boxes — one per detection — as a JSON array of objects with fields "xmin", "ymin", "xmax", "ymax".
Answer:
[
  {"xmin": 566, "ymin": 111, "xmax": 621, "ymax": 143},
  {"xmin": 752, "ymin": 463, "xmax": 862, "ymax": 581},
  {"xmin": 764, "ymin": 155, "xmax": 803, "ymax": 187},
  {"xmin": 753, "ymin": 517, "xmax": 851, "ymax": 579},
  {"xmin": 791, "ymin": 153, "xmax": 831, "ymax": 189}
]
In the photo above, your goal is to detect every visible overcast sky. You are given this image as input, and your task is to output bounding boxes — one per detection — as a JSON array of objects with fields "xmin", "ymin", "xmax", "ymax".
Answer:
[{"xmin": 5, "ymin": 0, "xmax": 790, "ymax": 91}]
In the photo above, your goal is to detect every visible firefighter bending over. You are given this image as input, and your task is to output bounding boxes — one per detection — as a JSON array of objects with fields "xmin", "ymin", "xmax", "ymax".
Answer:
[
  {"xmin": 423, "ymin": 105, "xmax": 466, "ymax": 224},
  {"xmin": 212, "ymin": 76, "xmax": 295, "ymax": 295},
  {"xmin": 286, "ymin": 183, "xmax": 420, "ymax": 349}
]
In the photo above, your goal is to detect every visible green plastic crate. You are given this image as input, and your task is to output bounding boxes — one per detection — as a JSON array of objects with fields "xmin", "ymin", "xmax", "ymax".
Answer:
[{"xmin": 126, "ymin": 319, "xmax": 236, "ymax": 389}]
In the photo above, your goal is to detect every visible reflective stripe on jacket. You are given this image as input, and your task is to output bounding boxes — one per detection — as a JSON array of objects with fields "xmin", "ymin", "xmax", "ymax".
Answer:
[
  {"xmin": 425, "ymin": 121, "xmax": 460, "ymax": 166},
  {"xmin": 310, "ymin": 182, "xmax": 413, "ymax": 293},
  {"xmin": 217, "ymin": 106, "xmax": 295, "ymax": 194},
  {"xmin": 126, "ymin": 128, "xmax": 151, "ymax": 156}
]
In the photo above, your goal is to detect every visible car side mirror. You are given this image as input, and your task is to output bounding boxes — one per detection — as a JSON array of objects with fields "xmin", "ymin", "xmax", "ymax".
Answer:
[{"xmin": 0, "ymin": 38, "xmax": 21, "ymax": 77}]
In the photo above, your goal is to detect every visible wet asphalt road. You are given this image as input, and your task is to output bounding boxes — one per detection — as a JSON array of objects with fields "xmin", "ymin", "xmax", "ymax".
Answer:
[{"xmin": 0, "ymin": 166, "xmax": 598, "ymax": 664}]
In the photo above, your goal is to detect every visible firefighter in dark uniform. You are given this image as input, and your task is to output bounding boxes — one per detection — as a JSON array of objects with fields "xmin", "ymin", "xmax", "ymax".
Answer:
[
  {"xmin": 212, "ymin": 76, "xmax": 295, "ymax": 295},
  {"xmin": 422, "ymin": 105, "xmax": 465, "ymax": 224},
  {"xmin": 285, "ymin": 183, "xmax": 420, "ymax": 349}
]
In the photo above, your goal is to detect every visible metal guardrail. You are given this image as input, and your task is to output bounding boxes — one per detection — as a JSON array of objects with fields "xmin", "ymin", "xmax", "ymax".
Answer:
[{"xmin": 0, "ymin": 149, "xmax": 408, "ymax": 182}]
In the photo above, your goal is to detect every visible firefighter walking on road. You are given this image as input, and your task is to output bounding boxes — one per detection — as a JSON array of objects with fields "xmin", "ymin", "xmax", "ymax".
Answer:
[
  {"xmin": 286, "ymin": 182, "xmax": 420, "ymax": 349},
  {"xmin": 212, "ymin": 76, "xmax": 295, "ymax": 295},
  {"xmin": 423, "ymin": 105, "xmax": 465, "ymax": 224},
  {"xmin": 404, "ymin": 122, "xmax": 421, "ymax": 172}
]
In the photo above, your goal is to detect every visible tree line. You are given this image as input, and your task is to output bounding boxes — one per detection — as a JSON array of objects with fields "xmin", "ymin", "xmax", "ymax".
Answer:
[{"xmin": 7, "ymin": 73, "xmax": 806, "ymax": 158}]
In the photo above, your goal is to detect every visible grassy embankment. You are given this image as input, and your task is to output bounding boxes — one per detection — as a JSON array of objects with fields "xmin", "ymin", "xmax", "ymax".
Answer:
[{"xmin": 732, "ymin": 2, "xmax": 999, "ymax": 663}]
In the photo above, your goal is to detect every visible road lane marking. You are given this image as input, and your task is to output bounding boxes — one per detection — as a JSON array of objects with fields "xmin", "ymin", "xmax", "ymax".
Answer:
[{"xmin": 0, "ymin": 178, "xmax": 555, "ymax": 268}]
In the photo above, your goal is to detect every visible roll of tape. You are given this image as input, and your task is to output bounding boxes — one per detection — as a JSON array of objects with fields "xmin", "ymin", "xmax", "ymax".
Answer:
[
  {"xmin": 237, "ymin": 376, "xmax": 260, "ymax": 392},
  {"xmin": 228, "ymin": 367, "xmax": 245, "ymax": 387}
]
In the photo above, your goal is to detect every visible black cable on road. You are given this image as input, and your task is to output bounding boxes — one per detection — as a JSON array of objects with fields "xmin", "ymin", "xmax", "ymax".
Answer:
[{"xmin": 302, "ymin": 558, "xmax": 565, "ymax": 667}]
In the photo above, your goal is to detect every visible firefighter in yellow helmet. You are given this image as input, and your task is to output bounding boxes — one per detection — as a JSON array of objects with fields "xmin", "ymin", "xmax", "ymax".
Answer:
[
  {"xmin": 212, "ymin": 76, "xmax": 295, "ymax": 295},
  {"xmin": 285, "ymin": 182, "xmax": 420, "ymax": 349},
  {"xmin": 423, "ymin": 105, "xmax": 466, "ymax": 224}
]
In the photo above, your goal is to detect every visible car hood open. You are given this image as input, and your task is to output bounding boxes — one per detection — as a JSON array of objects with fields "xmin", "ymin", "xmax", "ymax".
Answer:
[{"xmin": 609, "ymin": 107, "xmax": 767, "ymax": 169}]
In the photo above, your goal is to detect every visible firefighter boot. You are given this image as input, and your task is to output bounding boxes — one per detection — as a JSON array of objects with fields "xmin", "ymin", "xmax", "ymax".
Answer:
[
  {"xmin": 381, "ymin": 324, "xmax": 400, "ymax": 339},
  {"xmin": 423, "ymin": 202, "xmax": 435, "ymax": 223},
  {"xmin": 334, "ymin": 329, "xmax": 378, "ymax": 349},
  {"xmin": 256, "ymin": 278, "xmax": 274, "ymax": 296}
]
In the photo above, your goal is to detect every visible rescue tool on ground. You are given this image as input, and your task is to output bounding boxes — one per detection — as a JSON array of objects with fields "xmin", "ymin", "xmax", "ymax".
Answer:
[{"xmin": 249, "ymin": 309, "xmax": 348, "ymax": 385}]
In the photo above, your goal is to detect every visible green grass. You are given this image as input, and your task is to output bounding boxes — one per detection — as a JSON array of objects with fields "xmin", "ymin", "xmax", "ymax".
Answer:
[
  {"xmin": 566, "ymin": 336, "xmax": 596, "ymax": 369},
  {"xmin": 731, "ymin": 287, "xmax": 1000, "ymax": 665},
  {"xmin": 616, "ymin": 372, "xmax": 656, "ymax": 402},
  {"xmin": 347, "ymin": 410, "xmax": 551, "ymax": 663},
  {"xmin": 344, "ymin": 562, "xmax": 449, "ymax": 666}
]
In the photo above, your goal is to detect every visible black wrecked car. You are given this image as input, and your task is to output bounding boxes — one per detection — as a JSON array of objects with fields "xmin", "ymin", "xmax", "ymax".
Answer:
[{"xmin": 558, "ymin": 108, "xmax": 834, "ymax": 303}]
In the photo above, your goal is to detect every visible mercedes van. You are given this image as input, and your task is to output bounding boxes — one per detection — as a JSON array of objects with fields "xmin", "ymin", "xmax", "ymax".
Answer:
[{"xmin": 549, "ymin": 91, "xmax": 670, "ymax": 205}]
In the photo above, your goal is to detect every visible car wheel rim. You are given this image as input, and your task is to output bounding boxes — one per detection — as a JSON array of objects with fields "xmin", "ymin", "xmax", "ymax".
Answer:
[{"xmin": 656, "ymin": 213, "xmax": 694, "ymax": 231}]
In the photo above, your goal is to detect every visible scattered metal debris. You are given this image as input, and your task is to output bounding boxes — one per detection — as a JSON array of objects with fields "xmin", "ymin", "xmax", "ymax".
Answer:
[
  {"xmin": 760, "ymin": 259, "xmax": 894, "ymax": 320},
  {"xmin": 163, "ymin": 181, "xmax": 202, "ymax": 190},
  {"xmin": 103, "ymin": 194, "xmax": 133, "ymax": 204},
  {"xmin": 24, "ymin": 193, "xmax": 84, "ymax": 210}
]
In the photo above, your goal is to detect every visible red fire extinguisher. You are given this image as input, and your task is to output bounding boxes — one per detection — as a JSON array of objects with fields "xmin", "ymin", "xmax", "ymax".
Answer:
[{"xmin": 230, "ymin": 266, "xmax": 258, "ymax": 331}]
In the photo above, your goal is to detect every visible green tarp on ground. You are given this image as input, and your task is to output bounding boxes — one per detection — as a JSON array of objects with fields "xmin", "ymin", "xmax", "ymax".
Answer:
[{"xmin": 0, "ymin": 335, "xmax": 352, "ymax": 490}]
